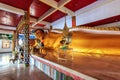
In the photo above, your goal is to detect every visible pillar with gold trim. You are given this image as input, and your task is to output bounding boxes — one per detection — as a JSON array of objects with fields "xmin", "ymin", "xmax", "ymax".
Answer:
[
  {"xmin": 23, "ymin": 11, "xmax": 30, "ymax": 66},
  {"xmin": 12, "ymin": 31, "xmax": 16, "ymax": 53},
  {"xmin": 16, "ymin": 31, "xmax": 19, "ymax": 47}
]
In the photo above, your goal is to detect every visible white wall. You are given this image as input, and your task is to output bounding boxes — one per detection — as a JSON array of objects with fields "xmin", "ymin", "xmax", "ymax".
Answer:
[
  {"xmin": 76, "ymin": 0, "xmax": 120, "ymax": 26},
  {"xmin": 95, "ymin": 21, "xmax": 120, "ymax": 28},
  {"xmin": 52, "ymin": 16, "xmax": 72, "ymax": 29},
  {"xmin": 51, "ymin": 0, "xmax": 120, "ymax": 29},
  {"xmin": 0, "ymin": 40, "xmax": 12, "ymax": 53}
]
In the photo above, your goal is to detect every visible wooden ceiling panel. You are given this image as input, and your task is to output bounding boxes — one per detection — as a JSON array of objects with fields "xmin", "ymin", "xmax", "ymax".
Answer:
[
  {"xmin": 44, "ymin": 10, "xmax": 66, "ymax": 22},
  {"xmin": 0, "ymin": 10, "xmax": 22, "ymax": 27},
  {"xmin": 54, "ymin": 0, "xmax": 60, "ymax": 2},
  {"xmin": 65, "ymin": 0, "xmax": 97, "ymax": 12},
  {"xmin": 36, "ymin": 24, "xmax": 45, "ymax": 27},
  {"xmin": 30, "ymin": 0, "xmax": 51, "ymax": 19},
  {"xmin": 0, "ymin": 0, "xmax": 33, "ymax": 10}
]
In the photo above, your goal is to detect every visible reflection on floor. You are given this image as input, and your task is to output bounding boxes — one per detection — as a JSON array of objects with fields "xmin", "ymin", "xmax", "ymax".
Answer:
[
  {"xmin": 0, "ymin": 53, "xmax": 12, "ymax": 66},
  {"xmin": 43, "ymin": 51, "xmax": 120, "ymax": 80},
  {"xmin": 0, "ymin": 53, "xmax": 52, "ymax": 80}
]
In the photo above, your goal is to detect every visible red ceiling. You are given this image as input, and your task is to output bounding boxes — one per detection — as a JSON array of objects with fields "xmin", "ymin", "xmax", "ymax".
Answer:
[
  {"xmin": 0, "ymin": 0, "xmax": 119, "ymax": 30},
  {"xmin": 81, "ymin": 15, "xmax": 120, "ymax": 27},
  {"xmin": 44, "ymin": 10, "xmax": 67, "ymax": 22},
  {"xmin": 0, "ymin": 0, "xmax": 33, "ymax": 10},
  {"xmin": 0, "ymin": 10, "xmax": 22, "ymax": 27},
  {"xmin": 30, "ymin": 22, "xmax": 45, "ymax": 27},
  {"xmin": 30, "ymin": 0, "xmax": 97, "ymax": 22},
  {"xmin": 0, "ymin": 0, "xmax": 97, "ymax": 28},
  {"xmin": 65, "ymin": 0, "xmax": 97, "ymax": 12},
  {"xmin": 36, "ymin": 24, "xmax": 45, "ymax": 27},
  {"xmin": 54, "ymin": 0, "xmax": 60, "ymax": 2},
  {"xmin": 30, "ymin": 0, "xmax": 51, "ymax": 19}
]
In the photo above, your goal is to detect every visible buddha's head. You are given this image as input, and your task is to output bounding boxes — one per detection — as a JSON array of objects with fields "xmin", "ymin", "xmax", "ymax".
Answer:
[{"xmin": 34, "ymin": 29, "xmax": 44, "ymax": 40}]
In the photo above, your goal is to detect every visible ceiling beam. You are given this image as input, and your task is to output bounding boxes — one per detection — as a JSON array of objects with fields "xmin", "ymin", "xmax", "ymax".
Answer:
[
  {"xmin": 31, "ymin": 8, "xmax": 56, "ymax": 27},
  {"xmin": 39, "ymin": 0, "xmax": 58, "ymax": 8},
  {"xmin": 39, "ymin": 0, "xmax": 74, "ymax": 16},
  {"xmin": 30, "ymin": 17, "xmax": 51, "ymax": 25},
  {"xmin": 0, "ymin": 25, "xmax": 16, "ymax": 30},
  {"xmin": 59, "ymin": 7, "xmax": 74, "ymax": 15},
  {"xmin": 58, "ymin": 0, "xmax": 74, "ymax": 15},
  {"xmin": 0, "ymin": 3, "xmax": 24, "ymax": 15},
  {"xmin": 40, "ymin": 21, "xmax": 51, "ymax": 25},
  {"xmin": 58, "ymin": 0, "xmax": 71, "ymax": 8},
  {"xmin": 32, "ymin": 0, "xmax": 74, "ymax": 27},
  {"xmin": 30, "ymin": 17, "xmax": 37, "ymax": 22},
  {"xmin": 38, "ymin": 8, "xmax": 56, "ymax": 22},
  {"xmin": 0, "ymin": 28, "xmax": 14, "ymax": 32},
  {"xmin": 0, "ymin": 30, "xmax": 13, "ymax": 34}
]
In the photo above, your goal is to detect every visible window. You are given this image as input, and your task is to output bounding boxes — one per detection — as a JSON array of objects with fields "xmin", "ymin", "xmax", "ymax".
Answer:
[{"xmin": 2, "ymin": 40, "xmax": 10, "ymax": 48}]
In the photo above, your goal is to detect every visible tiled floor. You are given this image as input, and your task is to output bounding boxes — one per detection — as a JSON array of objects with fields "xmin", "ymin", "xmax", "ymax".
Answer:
[{"xmin": 0, "ymin": 53, "xmax": 52, "ymax": 80}]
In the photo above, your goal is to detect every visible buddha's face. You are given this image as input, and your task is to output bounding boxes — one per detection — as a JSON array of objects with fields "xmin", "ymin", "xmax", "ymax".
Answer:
[{"xmin": 34, "ymin": 29, "xmax": 44, "ymax": 39}]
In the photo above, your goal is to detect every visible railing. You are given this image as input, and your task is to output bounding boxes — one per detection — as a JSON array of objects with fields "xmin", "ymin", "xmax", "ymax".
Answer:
[{"xmin": 30, "ymin": 55, "xmax": 97, "ymax": 80}]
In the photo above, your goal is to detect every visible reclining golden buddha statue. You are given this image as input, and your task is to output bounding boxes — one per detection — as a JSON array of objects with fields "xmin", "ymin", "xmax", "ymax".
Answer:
[{"xmin": 31, "ymin": 27, "xmax": 120, "ymax": 58}]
